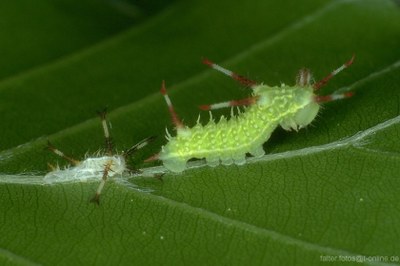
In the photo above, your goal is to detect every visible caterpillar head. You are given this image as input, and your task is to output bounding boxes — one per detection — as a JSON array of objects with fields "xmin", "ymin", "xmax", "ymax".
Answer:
[
  {"xmin": 292, "ymin": 101, "xmax": 320, "ymax": 129},
  {"xmin": 279, "ymin": 96, "xmax": 320, "ymax": 131},
  {"xmin": 280, "ymin": 68, "xmax": 320, "ymax": 131}
]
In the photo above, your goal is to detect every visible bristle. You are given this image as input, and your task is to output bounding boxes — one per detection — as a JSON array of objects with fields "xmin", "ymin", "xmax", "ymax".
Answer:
[
  {"xmin": 314, "ymin": 55, "xmax": 355, "ymax": 90},
  {"xmin": 202, "ymin": 58, "xmax": 257, "ymax": 87},
  {"xmin": 97, "ymin": 108, "xmax": 113, "ymax": 155},
  {"xmin": 144, "ymin": 153, "xmax": 160, "ymax": 162},
  {"xmin": 199, "ymin": 96, "xmax": 258, "ymax": 111},
  {"xmin": 315, "ymin": 91, "xmax": 354, "ymax": 103},
  {"xmin": 296, "ymin": 68, "xmax": 312, "ymax": 86},
  {"xmin": 46, "ymin": 140, "xmax": 80, "ymax": 165},
  {"xmin": 199, "ymin": 104, "xmax": 211, "ymax": 111},
  {"xmin": 123, "ymin": 136, "xmax": 157, "ymax": 157},
  {"xmin": 160, "ymin": 81, "xmax": 184, "ymax": 129},
  {"xmin": 90, "ymin": 160, "xmax": 112, "ymax": 205}
]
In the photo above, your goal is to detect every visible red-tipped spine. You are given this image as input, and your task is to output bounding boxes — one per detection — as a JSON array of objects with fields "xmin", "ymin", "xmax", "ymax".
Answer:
[
  {"xmin": 315, "ymin": 91, "xmax": 354, "ymax": 103},
  {"xmin": 199, "ymin": 104, "xmax": 211, "ymax": 111},
  {"xmin": 229, "ymin": 96, "xmax": 258, "ymax": 107},
  {"xmin": 160, "ymin": 81, "xmax": 184, "ymax": 129},
  {"xmin": 202, "ymin": 58, "xmax": 257, "ymax": 88},
  {"xmin": 313, "ymin": 55, "xmax": 355, "ymax": 91},
  {"xmin": 144, "ymin": 153, "xmax": 160, "ymax": 162},
  {"xmin": 198, "ymin": 96, "xmax": 258, "ymax": 111}
]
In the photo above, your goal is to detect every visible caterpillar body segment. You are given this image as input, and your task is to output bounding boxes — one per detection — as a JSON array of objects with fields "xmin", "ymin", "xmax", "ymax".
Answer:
[{"xmin": 159, "ymin": 57, "xmax": 354, "ymax": 173}]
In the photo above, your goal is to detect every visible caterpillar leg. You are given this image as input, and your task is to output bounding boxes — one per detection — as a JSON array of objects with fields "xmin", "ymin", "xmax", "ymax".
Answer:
[
  {"xmin": 202, "ymin": 58, "xmax": 257, "ymax": 88},
  {"xmin": 162, "ymin": 157, "xmax": 187, "ymax": 173},
  {"xmin": 97, "ymin": 108, "xmax": 114, "ymax": 155},
  {"xmin": 221, "ymin": 157, "xmax": 233, "ymax": 166},
  {"xmin": 206, "ymin": 157, "xmax": 220, "ymax": 167},
  {"xmin": 313, "ymin": 55, "xmax": 355, "ymax": 91},
  {"xmin": 280, "ymin": 118, "xmax": 298, "ymax": 131},
  {"xmin": 46, "ymin": 140, "xmax": 80, "ymax": 166},
  {"xmin": 199, "ymin": 96, "xmax": 259, "ymax": 111},
  {"xmin": 233, "ymin": 154, "xmax": 246, "ymax": 165},
  {"xmin": 90, "ymin": 160, "xmax": 113, "ymax": 205},
  {"xmin": 249, "ymin": 145, "xmax": 265, "ymax": 158}
]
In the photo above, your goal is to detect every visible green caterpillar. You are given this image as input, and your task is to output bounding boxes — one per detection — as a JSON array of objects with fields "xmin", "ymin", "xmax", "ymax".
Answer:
[{"xmin": 150, "ymin": 57, "xmax": 354, "ymax": 173}]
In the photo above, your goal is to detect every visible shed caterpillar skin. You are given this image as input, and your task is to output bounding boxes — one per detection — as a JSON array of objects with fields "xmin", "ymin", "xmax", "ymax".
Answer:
[
  {"xmin": 45, "ymin": 108, "xmax": 155, "ymax": 204},
  {"xmin": 44, "ymin": 155, "xmax": 126, "ymax": 183},
  {"xmin": 149, "ymin": 56, "xmax": 354, "ymax": 173}
]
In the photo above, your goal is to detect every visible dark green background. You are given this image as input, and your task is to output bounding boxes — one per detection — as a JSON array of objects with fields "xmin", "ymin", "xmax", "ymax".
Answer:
[{"xmin": 0, "ymin": 0, "xmax": 399, "ymax": 265}]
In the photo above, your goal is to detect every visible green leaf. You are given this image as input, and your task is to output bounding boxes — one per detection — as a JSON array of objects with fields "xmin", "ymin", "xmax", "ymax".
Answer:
[{"xmin": 1, "ymin": 0, "xmax": 400, "ymax": 265}]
